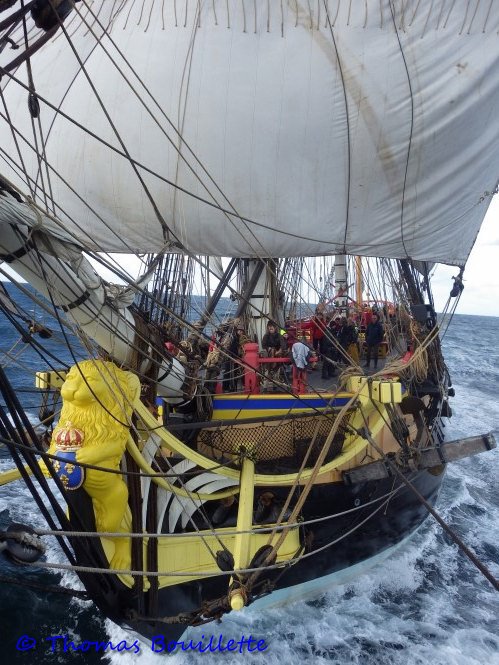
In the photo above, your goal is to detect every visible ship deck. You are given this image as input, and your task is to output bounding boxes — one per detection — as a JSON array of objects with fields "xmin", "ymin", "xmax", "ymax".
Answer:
[{"xmin": 257, "ymin": 355, "xmax": 389, "ymax": 395}]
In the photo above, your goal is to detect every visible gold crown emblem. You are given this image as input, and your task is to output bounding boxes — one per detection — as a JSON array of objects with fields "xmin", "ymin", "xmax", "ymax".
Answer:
[{"xmin": 55, "ymin": 421, "xmax": 84, "ymax": 451}]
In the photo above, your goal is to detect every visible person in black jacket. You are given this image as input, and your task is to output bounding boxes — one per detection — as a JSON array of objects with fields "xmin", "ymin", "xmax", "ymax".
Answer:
[
  {"xmin": 320, "ymin": 321, "xmax": 336, "ymax": 379},
  {"xmin": 261, "ymin": 323, "xmax": 287, "ymax": 357},
  {"xmin": 222, "ymin": 325, "xmax": 249, "ymax": 391},
  {"xmin": 364, "ymin": 313, "xmax": 384, "ymax": 368},
  {"xmin": 338, "ymin": 317, "xmax": 358, "ymax": 351}
]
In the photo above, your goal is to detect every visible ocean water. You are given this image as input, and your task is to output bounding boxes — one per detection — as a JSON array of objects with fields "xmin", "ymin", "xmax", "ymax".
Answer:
[{"xmin": 0, "ymin": 288, "xmax": 498, "ymax": 664}]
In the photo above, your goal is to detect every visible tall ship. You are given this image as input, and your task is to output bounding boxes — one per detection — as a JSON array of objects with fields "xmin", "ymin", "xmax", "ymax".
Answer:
[{"xmin": 0, "ymin": 0, "xmax": 497, "ymax": 645}]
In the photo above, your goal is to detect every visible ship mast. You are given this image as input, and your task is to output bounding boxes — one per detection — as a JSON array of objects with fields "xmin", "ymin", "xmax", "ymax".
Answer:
[
  {"xmin": 237, "ymin": 259, "xmax": 282, "ymax": 343},
  {"xmin": 355, "ymin": 256, "xmax": 363, "ymax": 310},
  {"xmin": 335, "ymin": 254, "xmax": 348, "ymax": 313}
]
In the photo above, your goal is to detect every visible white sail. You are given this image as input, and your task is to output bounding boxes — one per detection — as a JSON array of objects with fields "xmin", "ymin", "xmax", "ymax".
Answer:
[{"xmin": 1, "ymin": 1, "xmax": 498, "ymax": 263}]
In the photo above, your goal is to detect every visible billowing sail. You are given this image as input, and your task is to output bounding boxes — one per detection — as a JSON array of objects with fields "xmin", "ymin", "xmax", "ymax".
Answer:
[{"xmin": 0, "ymin": 1, "xmax": 498, "ymax": 263}]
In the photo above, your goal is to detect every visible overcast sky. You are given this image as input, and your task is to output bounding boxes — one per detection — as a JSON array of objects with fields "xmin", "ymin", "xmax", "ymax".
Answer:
[{"xmin": 430, "ymin": 195, "xmax": 499, "ymax": 316}]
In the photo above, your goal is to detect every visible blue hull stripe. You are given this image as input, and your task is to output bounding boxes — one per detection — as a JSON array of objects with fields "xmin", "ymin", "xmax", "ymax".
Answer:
[{"xmin": 212, "ymin": 397, "xmax": 351, "ymax": 410}]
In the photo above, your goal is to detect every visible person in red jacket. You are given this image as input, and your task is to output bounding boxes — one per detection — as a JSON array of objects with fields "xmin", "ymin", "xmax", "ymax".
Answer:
[{"xmin": 310, "ymin": 310, "xmax": 326, "ymax": 356}]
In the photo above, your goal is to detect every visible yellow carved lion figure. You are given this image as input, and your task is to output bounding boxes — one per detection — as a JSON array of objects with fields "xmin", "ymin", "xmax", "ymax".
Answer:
[{"xmin": 47, "ymin": 359, "xmax": 140, "ymax": 570}]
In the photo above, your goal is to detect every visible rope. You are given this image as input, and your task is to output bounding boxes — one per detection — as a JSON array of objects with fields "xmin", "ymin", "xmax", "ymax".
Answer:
[
  {"xmin": 16, "ymin": 487, "xmax": 405, "ymax": 579},
  {"xmin": 377, "ymin": 314, "xmax": 443, "ymax": 382},
  {"xmin": 22, "ymin": 485, "xmax": 403, "ymax": 540},
  {"xmin": 0, "ymin": 337, "xmax": 29, "ymax": 368},
  {"xmin": 0, "ymin": 436, "xmax": 239, "ymax": 500},
  {"xmin": 0, "ymin": 573, "xmax": 89, "ymax": 600},
  {"xmin": 387, "ymin": 0, "xmax": 416, "ymax": 258},
  {"xmin": 0, "ymin": 63, "xmax": 336, "ymax": 250},
  {"xmin": 244, "ymin": 382, "xmax": 364, "ymax": 590},
  {"xmin": 357, "ymin": 426, "xmax": 499, "ymax": 592}
]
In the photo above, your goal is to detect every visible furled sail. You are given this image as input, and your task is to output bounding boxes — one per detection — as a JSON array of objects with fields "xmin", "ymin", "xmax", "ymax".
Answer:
[{"xmin": 0, "ymin": 1, "xmax": 498, "ymax": 263}]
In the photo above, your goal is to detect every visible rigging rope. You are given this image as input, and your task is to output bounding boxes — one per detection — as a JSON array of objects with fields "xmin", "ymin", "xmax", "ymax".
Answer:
[
  {"xmin": 13, "ymin": 485, "xmax": 407, "ymax": 580},
  {"xmin": 356, "ymin": 423, "xmax": 499, "ymax": 593},
  {"xmin": 19, "ymin": 485, "xmax": 412, "ymax": 540},
  {"xmin": 0, "ymin": 572, "xmax": 89, "ymax": 599}
]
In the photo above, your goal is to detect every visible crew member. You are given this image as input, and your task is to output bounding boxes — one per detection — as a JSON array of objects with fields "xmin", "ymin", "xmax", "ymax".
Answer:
[
  {"xmin": 364, "ymin": 313, "xmax": 384, "ymax": 369},
  {"xmin": 262, "ymin": 322, "xmax": 287, "ymax": 357}
]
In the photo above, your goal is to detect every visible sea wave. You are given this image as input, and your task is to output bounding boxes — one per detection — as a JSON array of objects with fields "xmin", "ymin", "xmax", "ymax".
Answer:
[{"xmin": 1, "ymin": 303, "xmax": 498, "ymax": 664}]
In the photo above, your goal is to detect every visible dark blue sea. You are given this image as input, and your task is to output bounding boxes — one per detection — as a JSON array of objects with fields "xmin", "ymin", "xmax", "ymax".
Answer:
[{"xmin": 1, "ymin": 285, "xmax": 498, "ymax": 664}]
